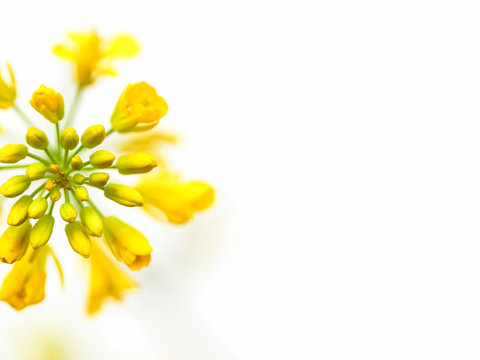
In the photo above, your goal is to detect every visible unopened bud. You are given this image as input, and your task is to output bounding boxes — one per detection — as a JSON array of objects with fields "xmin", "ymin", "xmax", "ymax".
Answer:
[
  {"xmin": 49, "ymin": 164, "xmax": 59, "ymax": 173},
  {"xmin": 50, "ymin": 189, "xmax": 61, "ymax": 202},
  {"xmin": 81, "ymin": 125, "xmax": 105, "ymax": 148},
  {"xmin": 44, "ymin": 179, "xmax": 54, "ymax": 191},
  {"xmin": 104, "ymin": 183, "xmax": 143, "ymax": 207},
  {"xmin": 28, "ymin": 197, "xmax": 48, "ymax": 219},
  {"xmin": 116, "ymin": 153, "xmax": 157, "ymax": 175},
  {"xmin": 0, "ymin": 175, "xmax": 31, "ymax": 198},
  {"xmin": 25, "ymin": 127, "xmax": 49, "ymax": 150},
  {"xmin": 72, "ymin": 173, "xmax": 85, "ymax": 185},
  {"xmin": 29, "ymin": 85, "xmax": 64, "ymax": 123},
  {"xmin": 89, "ymin": 172, "xmax": 109, "ymax": 188},
  {"xmin": 60, "ymin": 127, "xmax": 79, "ymax": 150},
  {"xmin": 70, "ymin": 155, "xmax": 84, "ymax": 170},
  {"xmin": 60, "ymin": 203, "xmax": 77, "ymax": 223},
  {"xmin": 26, "ymin": 163, "xmax": 47, "ymax": 180},
  {"xmin": 74, "ymin": 186, "xmax": 89, "ymax": 202},
  {"xmin": 80, "ymin": 206, "xmax": 103, "ymax": 237},
  {"xmin": 7, "ymin": 195, "xmax": 33, "ymax": 226},
  {"xmin": 30, "ymin": 214, "xmax": 54, "ymax": 248},
  {"xmin": 89, "ymin": 150, "xmax": 115, "ymax": 168},
  {"xmin": 0, "ymin": 221, "xmax": 31, "ymax": 264},
  {"xmin": 0, "ymin": 144, "xmax": 28, "ymax": 163},
  {"xmin": 65, "ymin": 221, "xmax": 91, "ymax": 257}
]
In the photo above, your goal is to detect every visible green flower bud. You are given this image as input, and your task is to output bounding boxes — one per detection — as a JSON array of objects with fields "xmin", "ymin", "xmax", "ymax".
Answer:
[
  {"xmin": 104, "ymin": 183, "xmax": 143, "ymax": 207},
  {"xmin": 50, "ymin": 189, "xmax": 61, "ymax": 202},
  {"xmin": 7, "ymin": 195, "xmax": 33, "ymax": 226},
  {"xmin": 74, "ymin": 186, "xmax": 89, "ymax": 202},
  {"xmin": 116, "ymin": 153, "xmax": 158, "ymax": 175},
  {"xmin": 60, "ymin": 203, "xmax": 77, "ymax": 223},
  {"xmin": 81, "ymin": 125, "xmax": 105, "ymax": 148},
  {"xmin": 70, "ymin": 155, "xmax": 84, "ymax": 170},
  {"xmin": 72, "ymin": 173, "xmax": 85, "ymax": 185},
  {"xmin": 65, "ymin": 221, "xmax": 91, "ymax": 258},
  {"xmin": 80, "ymin": 206, "xmax": 103, "ymax": 237},
  {"xmin": 28, "ymin": 197, "xmax": 48, "ymax": 219},
  {"xmin": 0, "ymin": 144, "xmax": 28, "ymax": 163},
  {"xmin": 26, "ymin": 163, "xmax": 47, "ymax": 180},
  {"xmin": 89, "ymin": 172, "xmax": 109, "ymax": 188},
  {"xmin": 0, "ymin": 175, "xmax": 31, "ymax": 198},
  {"xmin": 30, "ymin": 214, "xmax": 54, "ymax": 248},
  {"xmin": 60, "ymin": 127, "xmax": 79, "ymax": 150},
  {"xmin": 0, "ymin": 221, "xmax": 31, "ymax": 264},
  {"xmin": 25, "ymin": 127, "xmax": 49, "ymax": 149},
  {"xmin": 89, "ymin": 150, "xmax": 115, "ymax": 169}
]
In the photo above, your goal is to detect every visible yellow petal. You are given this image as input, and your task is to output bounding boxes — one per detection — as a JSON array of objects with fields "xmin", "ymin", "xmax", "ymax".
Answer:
[
  {"xmin": 105, "ymin": 34, "xmax": 140, "ymax": 58},
  {"xmin": 52, "ymin": 45, "xmax": 76, "ymax": 60}
]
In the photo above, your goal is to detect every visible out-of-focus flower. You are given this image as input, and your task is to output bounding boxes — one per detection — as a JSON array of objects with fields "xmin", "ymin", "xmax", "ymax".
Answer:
[
  {"xmin": 136, "ymin": 170, "xmax": 215, "ymax": 224},
  {"xmin": 0, "ymin": 62, "xmax": 16, "ymax": 109},
  {"xmin": 0, "ymin": 247, "xmax": 48, "ymax": 310},
  {"xmin": 111, "ymin": 82, "xmax": 168, "ymax": 133},
  {"xmin": 30, "ymin": 85, "xmax": 65, "ymax": 123},
  {"xmin": 87, "ymin": 242, "xmax": 137, "ymax": 315},
  {"xmin": 53, "ymin": 31, "xmax": 139, "ymax": 87}
]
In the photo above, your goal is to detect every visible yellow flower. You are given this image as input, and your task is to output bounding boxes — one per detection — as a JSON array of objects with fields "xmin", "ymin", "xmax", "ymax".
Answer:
[
  {"xmin": 0, "ymin": 246, "xmax": 48, "ymax": 310},
  {"xmin": 0, "ymin": 221, "xmax": 31, "ymax": 264},
  {"xmin": 30, "ymin": 85, "xmax": 65, "ymax": 123},
  {"xmin": 111, "ymin": 82, "xmax": 168, "ymax": 133},
  {"xmin": 136, "ymin": 170, "xmax": 215, "ymax": 224},
  {"xmin": 102, "ymin": 216, "xmax": 152, "ymax": 270},
  {"xmin": 87, "ymin": 243, "xmax": 137, "ymax": 315},
  {"xmin": 53, "ymin": 31, "xmax": 140, "ymax": 87},
  {"xmin": 0, "ymin": 62, "xmax": 16, "ymax": 109}
]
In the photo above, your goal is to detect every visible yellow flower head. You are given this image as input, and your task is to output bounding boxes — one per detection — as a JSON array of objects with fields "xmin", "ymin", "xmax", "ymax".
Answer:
[
  {"xmin": 0, "ymin": 62, "xmax": 16, "ymax": 109},
  {"xmin": 30, "ymin": 85, "xmax": 65, "ymax": 123},
  {"xmin": 111, "ymin": 82, "xmax": 168, "ymax": 133},
  {"xmin": 87, "ymin": 242, "xmax": 137, "ymax": 315},
  {"xmin": 0, "ymin": 247, "xmax": 48, "ymax": 310},
  {"xmin": 136, "ymin": 170, "xmax": 215, "ymax": 224},
  {"xmin": 53, "ymin": 31, "xmax": 140, "ymax": 87}
]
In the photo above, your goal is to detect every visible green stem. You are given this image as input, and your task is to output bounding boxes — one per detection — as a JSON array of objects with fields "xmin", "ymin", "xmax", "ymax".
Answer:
[
  {"xmin": 30, "ymin": 181, "xmax": 47, "ymax": 197},
  {"xmin": 44, "ymin": 148, "xmax": 56, "ymax": 163},
  {"xmin": 64, "ymin": 188, "xmax": 70, "ymax": 203},
  {"xmin": 55, "ymin": 123, "xmax": 61, "ymax": 159},
  {"xmin": 64, "ymin": 87, "xmax": 83, "ymax": 128},
  {"xmin": 48, "ymin": 200, "xmax": 55, "ymax": 215},
  {"xmin": 68, "ymin": 145, "xmax": 84, "ymax": 163},
  {"xmin": 0, "ymin": 164, "xmax": 33, "ymax": 170},
  {"xmin": 12, "ymin": 104, "xmax": 34, "ymax": 127},
  {"xmin": 27, "ymin": 153, "xmax": 50, "ymax": 166},
  {"xmin": 63, "ymin": 149, "xmax": 69, "ymax": 169},
  {"xmin": 87, "ymin": 199, "xmax": 104, "ymax": 217},
  {"xmin": 105, "ymin": 128, "xmax": 114, "ymax": 137}
]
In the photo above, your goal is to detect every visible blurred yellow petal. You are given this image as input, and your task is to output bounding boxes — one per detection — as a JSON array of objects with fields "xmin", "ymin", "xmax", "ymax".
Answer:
[
  {"xmin": 52, "ymin": 45, "xmax": 75, "ymax": 60},
  {"xmin": 106, "ymin": 34, "xmax": 140, "ymax": 57}
]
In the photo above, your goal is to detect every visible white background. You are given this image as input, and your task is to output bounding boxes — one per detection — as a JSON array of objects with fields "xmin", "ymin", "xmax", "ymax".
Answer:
[{"xmin": 0, "ymin": 0, "xmax": 480, "ymax": 359}]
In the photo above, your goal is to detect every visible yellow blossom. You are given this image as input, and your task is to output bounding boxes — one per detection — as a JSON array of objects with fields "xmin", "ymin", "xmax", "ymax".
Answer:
[
  {"xmin": 102, "ymin": 216, "xmax": 152, "ymax": 270},
  {"xmin": 0, "ymin": 221, "xmax": 31, "ymax": 264},
  {"xmin": 111, "ymin": 82, "xmax": 168, "ymax": 133},
  {"xmin": 136, "ymin": 170, "xmax": 215, "ymax": 224},
  {"xmin": 53, "ymin": 31, "xmax": 140, "ymax": 87},
  {"xmin": 87, "ymin": 243, "xmax": 136, "ymax": 315},
  {"xmin": 0, "ymin": 247, "xmax": 48, "ymax": 310},
  {"xmin": 0, "ymin": 62, "xmax": 16, "ymax": 109},
  {"xmin": 30, "ymin": 85, "xmax": 65, "ymax": 123}
]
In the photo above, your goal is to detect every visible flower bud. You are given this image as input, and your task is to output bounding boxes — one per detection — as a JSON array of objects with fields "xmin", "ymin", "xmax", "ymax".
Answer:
[
  {"xmin": 0, "ymin": 221, "xmax": 31, "ymax": 264},
  {"xmin": 74, "ymin": 186, "xmax": 89, "ymax": 202},
  {"xmin": 81, "ymin": 125, "xmax": 105, "ymax": 148},
  {"xmin": 0, "ymin": 175, "xmax": 31, "ymax": 198},
  {"xmin": 65, "ymin": 221, "xmax": 91, "ymax": 258},
  {"xmin": 26, "ymin": 163, "xmax": 47, "ymax": 180},
  {"xmin": 28, "ymin": 197, "xmax": 48, "ymax": 219},
  {"xmin": 80, "ymin": 206, "xmax": 103, "ymax": 237},
  {"xmin": 0, "ymin": 63, "xmax": 16, "ymax": 110},
  {"xmin": 49, "ymin": 164, "xmax": 60, "ymax": 174},
  {"xmin": 116, "ymin": 153, "xmax": 157, "ymax": 175},
  {"xmin": 73, "ymin": 173, "xmax": 85, "ymax": 185},
  {"xmin": 49, "ymin": 189, "xmax": 61, "ymax": 202},
  {"xmin": 7, "ymin": 195, "xmax": 33, "ymax": 226},
  {"xmin": 25, "ymin": 127, "xmax": 49, "ymax": 150},
  {"xmin": 29, "ymin": 85, "xmax": 64, "ymax": 123},
  {"xmin": 89, "ymin": 172, "xmax": 109, "ymax": 188},
  {"xmin": 0, "ymin": 144, "xmax": 28, "ymax": 164},
  {"xmin": 60, "ymin": 203, "xmax": 77, "ymax": 223},
  {"xmin": 30, "ymin": 214, "xmax": 54, "ymax": 248},
  {"xmin": 104, "ymin": 183, "xmax": 143, "ymax": 207},
  {"xmin": 44, "ymin": 179, "xmax": 54, "ymax": 191},
  {"xmin": 110, "ymin": 82, "xmax": 168, "ymax": 133},
  {"xmin": 89, "ymin": 150, "xmax": 115, "ymax": 168},
  {"xmin": 60, "ymin": 127, "xmax": 79, "ymax": 150},
  {"xmin": 70, "ymin": 155, "xmax": 84, "ymax": 170}
]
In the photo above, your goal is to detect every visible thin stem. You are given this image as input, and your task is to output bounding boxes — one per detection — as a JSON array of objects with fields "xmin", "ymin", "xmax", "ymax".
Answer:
[
  {"xmin": 12, "ymin": 104, "xmax": 34, "ymax": 127},
  {"xmin": 55, "ymin": 123, "xmax": 61, "ymax": 159},
  {"xmin": 30, "ymin": 181, "xmax": 47, "ymax": 197},
  {"xmin": 79, "ymin": 166, "xmax": 116, "ymax": 172},
  {"xmin": 0, "ymin": 164, "xmax": 33, "ymax": 170},
  {"xmin": 68, "ymin": 145, "xmax": 84, "ymax": 163},
  {"xmin": 105, "ymin": 128, "xmax": 114, "ymax": 137},
  {"xmin": 63, "ymin": 188, "xmax": 70, "ymax": 203},
  {"xmin": 87, "ymin": 199, "xmax": 104, "ymax": 217},
  {"xmin": 27, "ymin": 153, "xmax": 50, "ymax": 166},
  {"xmin": 70, "ymin": 188, "xmax": 84, "ymax": 208},
  {"xmin": 63, "ymin": 149, "xmax": 69, "ymax": 169},
  {"xmin": 48, "ymin": 200, "xmax": 55, "ymax": 215},
  {"xmin": 64, "ymin": 87, "xmax": 83, "ymax": 128},
  {"xmin": 44, "ymin": 148, "xmax": 56, "ymax": 163}
]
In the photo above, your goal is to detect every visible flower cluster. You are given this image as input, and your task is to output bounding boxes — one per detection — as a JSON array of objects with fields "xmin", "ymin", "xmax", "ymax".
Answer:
[{"xmin": 0, "ymin": 31, "xmax": 214, "ymax": 313}]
